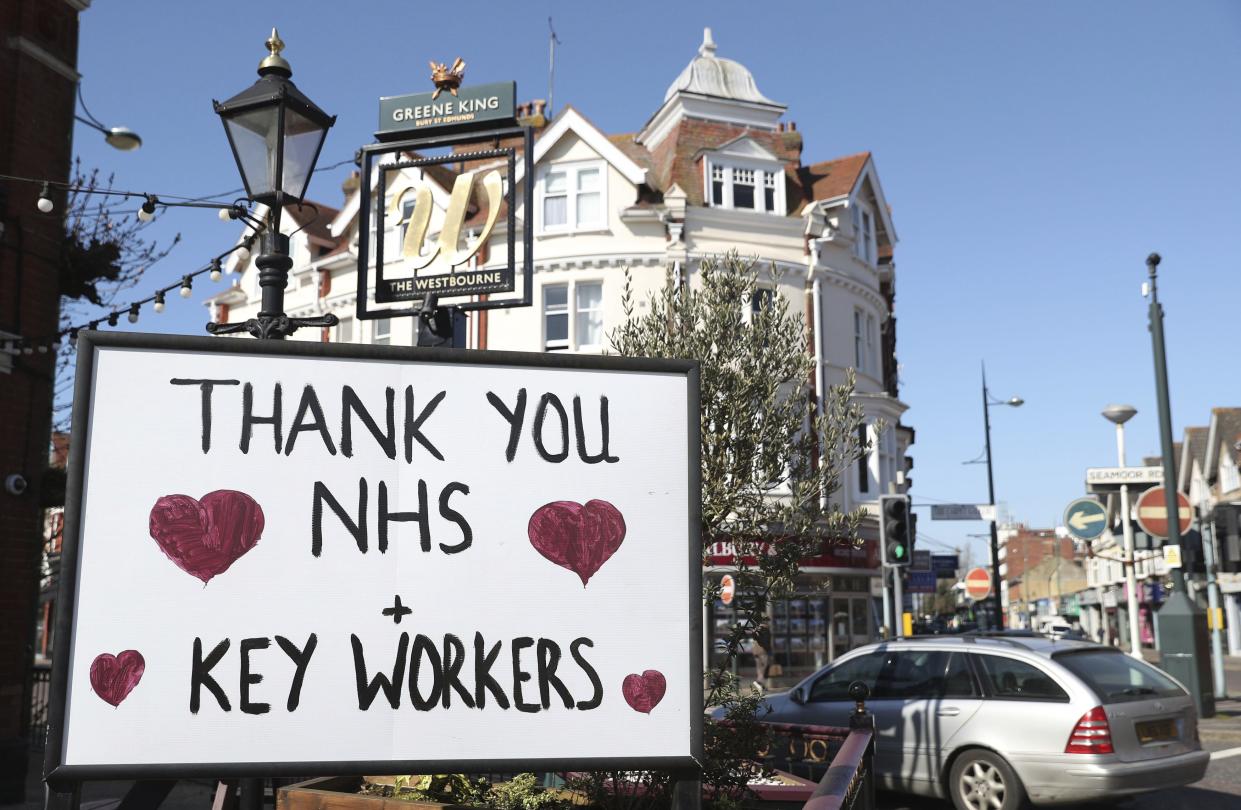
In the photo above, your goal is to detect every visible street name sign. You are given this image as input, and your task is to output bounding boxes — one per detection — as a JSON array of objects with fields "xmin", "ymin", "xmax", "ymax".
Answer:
[
  {"xmin": 931, "ymin": 554, "xmax": 960, "ymax": 578},
  {"xmin": 1135, "ymin": 486, "xmax": 1192, "ymax": 539},
  {"xmin": 46, "ymin": 332, "xmax": 702, "ymax": 784},
  {"xmin": 1063, "ymin": 497, "xmax": 1107, "ymax": 542},
  {"xmin": 907, "ymin": 570, "xmax": 936, "ymax": 594},
  {"xmin": 931, "ymin": 504, "xmax": 996, "ymax": 521},
  {"xmin": 964, "ymin": 567, "xmax": 992, "ymax": 600},
  {"xmin": 1085, "ymin": 466, "xmax": 1162, "ymax": 494}
]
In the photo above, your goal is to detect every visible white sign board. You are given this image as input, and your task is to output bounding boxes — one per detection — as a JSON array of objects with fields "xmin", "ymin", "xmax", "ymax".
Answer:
[
  {"xmin": 931, "ymin": 504, "xmax": 996, "ymax": 522},
  {"xmin": 48, "ymin": 334, "xmax": 701, "ymax": 783},
  {"xmin": 1085, "ymin": 466, "xmax": 1163, "ymax": 492}
]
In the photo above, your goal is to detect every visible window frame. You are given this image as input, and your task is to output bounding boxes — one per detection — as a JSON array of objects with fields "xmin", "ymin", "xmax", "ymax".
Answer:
[
  {"xmin": 969, "ymin": 653, "xmax": 1071, "ymax": 703},
  {"xmin": 542, "ymin": 279, "xmax": 604, "ymax": 352},
  {"xmin": 536, "ymin": 160, "xmax": 608, "ymax": 235},
  {"xmin": 704, "ymin": 157, "xmax": 786, "ymax": 215},
  {"xmin": 852, "ymin": 200, "xmax": 877, "ymax": 265},
  {"xmin": 373, "ymin": 317, "xmax": 391, "ymax": 346}
]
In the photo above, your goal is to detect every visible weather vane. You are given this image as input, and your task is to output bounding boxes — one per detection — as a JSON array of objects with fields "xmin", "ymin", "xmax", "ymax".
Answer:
[{"xmin": 429, "ymin": 58, "xmax": 466, "ymax": 99}]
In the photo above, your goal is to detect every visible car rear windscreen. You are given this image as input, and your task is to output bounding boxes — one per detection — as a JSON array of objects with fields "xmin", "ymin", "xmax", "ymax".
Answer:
[{"xmin": 1053, "ymin": 650, "xmax": 1186, "ymax": 703}]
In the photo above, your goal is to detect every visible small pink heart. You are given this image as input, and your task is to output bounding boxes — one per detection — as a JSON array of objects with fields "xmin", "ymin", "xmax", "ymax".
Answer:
[
  {"xmin": 623, "ymin": 670, "xmax": 666, "ymax": 714},
  {"xmin": 528, "ymin": 500, "xmax": 626, "ymax": 586},
  {"xmin": 149, "ymin": 490, "xmax": 264, "ymax": 583},
  {"xmin": 90, "ymin": 650, "xmax": 145, "ymax": 707}
]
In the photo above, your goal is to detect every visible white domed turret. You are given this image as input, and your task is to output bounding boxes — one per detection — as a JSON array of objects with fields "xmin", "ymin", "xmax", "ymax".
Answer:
[
  {"xmin": 664, "ymin": 28, "xmax": 782, "ymax": 106},
  {"xmin": 638, "ymin": 27, "xmax": 786, "ymax": 147}
]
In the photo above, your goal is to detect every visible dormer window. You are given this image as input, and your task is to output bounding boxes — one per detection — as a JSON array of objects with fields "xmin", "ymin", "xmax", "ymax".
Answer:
[{"xmin": 709, "ymin": 158, "xmax": 784, "ymax": 213}]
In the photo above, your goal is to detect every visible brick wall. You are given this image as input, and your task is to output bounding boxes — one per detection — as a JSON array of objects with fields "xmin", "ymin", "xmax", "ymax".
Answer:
[{"xmin": 0, "ymin": 0, "xmax": 81, "ymax": 800}]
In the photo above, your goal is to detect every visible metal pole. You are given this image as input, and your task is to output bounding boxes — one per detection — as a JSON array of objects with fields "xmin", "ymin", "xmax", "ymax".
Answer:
[
  {"xmin": 982, "ymin": 366, "xmax": 1003, "ymax": 628},
  {"xmin": 1116, "ymin": 421, "xmax": 1143, "ymax": 659},
  {"xmin": 879, "ymin": 521, "xmax": 892, "ymax": 638},
  {"xmin": 892, "ymin": 565, "xmax": 905, "ymax": 638},
  {"xmin": 1147, "ymin": 254, "xmax": 1185, "ymax": 585},
  {"xmin": 1201, "ymin": 511, "xmax": 1227, "ymax": 698},
  {"xmin": 1147, "ymin": 252, "xmax": 1213, "ymax": 716}
]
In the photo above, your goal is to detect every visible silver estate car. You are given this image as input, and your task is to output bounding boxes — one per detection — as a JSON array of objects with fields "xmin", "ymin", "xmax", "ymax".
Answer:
[{"xmin": 755, "ymin": 634, "xmax": 1209, "ymax": 809}]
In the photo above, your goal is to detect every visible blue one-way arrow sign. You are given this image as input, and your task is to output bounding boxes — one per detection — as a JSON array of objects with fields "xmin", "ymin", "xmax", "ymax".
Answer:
[{"xmin": 1063, "ymin": 497, "xmax": 1107, "ymax": 541}]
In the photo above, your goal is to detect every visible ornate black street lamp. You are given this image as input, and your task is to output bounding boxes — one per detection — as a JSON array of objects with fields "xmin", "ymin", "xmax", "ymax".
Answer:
[{"xmin": 207, "ymin": 29, "xmax": 338, "ymax": 339}]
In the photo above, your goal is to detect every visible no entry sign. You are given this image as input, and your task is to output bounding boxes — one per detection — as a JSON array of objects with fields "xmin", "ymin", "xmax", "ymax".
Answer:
[
  {"xmin": 46, "ymin": 333, "xmax": 701, "ymax": 783},
  {"xmin": 964, "ymin": 567, "xmax": 992, "ymax": 601},
  {"xmin": 1134, "ymin": 486, "xmax": 1192, "ymax": 539}
]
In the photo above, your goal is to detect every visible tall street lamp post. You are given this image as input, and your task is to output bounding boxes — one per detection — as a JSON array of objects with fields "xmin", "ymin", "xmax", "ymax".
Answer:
[
  {"xmin": 1102, "ymin": 404, "xmax": 1143, "ymax": 659},
  {"xmin": 1146, "ymin": 253, "xmax": 1214, "ymax": 717},
  {"xmin": 207, "ymin": 29, "xmax": 338, "ymax": 340},
  {"xmin": 202, "ymin": 30, "xmax": 338, "ymax": 809},
  {"xmin": 982, "ymin": 365, "xmax": 1023, "ymax": 629}
]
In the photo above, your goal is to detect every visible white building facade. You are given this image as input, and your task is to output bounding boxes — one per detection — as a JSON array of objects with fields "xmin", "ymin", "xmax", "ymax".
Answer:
[{"xmin": 211, "ymin": 30, "xmax": 914, "ymax": 675}]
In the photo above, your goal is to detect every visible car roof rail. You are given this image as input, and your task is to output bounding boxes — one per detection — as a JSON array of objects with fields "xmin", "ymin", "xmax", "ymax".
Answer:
[{"xmin": 959, "ymin": 631, "xmax": 1038, "ymax": 650}]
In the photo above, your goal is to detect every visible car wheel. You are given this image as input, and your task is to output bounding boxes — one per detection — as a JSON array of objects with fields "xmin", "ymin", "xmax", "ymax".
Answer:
[{"xmin": 948, "ymin": 749, "xmax": 1027, "ymax": 810}]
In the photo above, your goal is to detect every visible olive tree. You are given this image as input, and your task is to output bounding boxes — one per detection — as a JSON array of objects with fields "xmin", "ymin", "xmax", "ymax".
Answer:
[{"xmin": 601, "ymin": 252, "xmax": 869, "ymax": 807}]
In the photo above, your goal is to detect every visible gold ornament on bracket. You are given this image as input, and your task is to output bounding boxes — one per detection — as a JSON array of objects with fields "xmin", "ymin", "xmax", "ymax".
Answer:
[{"xmin": 429, "ymin": 57, "xmax": 466, "ymax": 99}]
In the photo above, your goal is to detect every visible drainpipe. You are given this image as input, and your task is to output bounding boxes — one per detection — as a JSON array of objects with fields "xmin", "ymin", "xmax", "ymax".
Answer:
[{"xmin": 809, "ymin": 241, "xmax": 826, "ymax": 511}]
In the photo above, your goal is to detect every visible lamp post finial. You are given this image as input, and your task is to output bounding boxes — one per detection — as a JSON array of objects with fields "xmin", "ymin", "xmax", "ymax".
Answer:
[{"xmin": 259, "ymin": 28, "xmax": 291, "ymax": 76}]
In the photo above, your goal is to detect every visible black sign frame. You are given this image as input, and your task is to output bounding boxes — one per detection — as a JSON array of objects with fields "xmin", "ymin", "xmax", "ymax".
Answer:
[
  {"xmin": 43, "ymin": 330, "xmax": 703, "ymax": 786},
  {"xmin": 355, "ymin": 126, "xmax": 533, "ymax": 321}
]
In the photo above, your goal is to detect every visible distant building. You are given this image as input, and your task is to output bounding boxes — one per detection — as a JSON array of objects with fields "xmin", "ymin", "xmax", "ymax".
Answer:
[
  {"xmin": 998, "ymin": 525, "xmax": 1076, "ymax": 628},
  {"xmin": 1179, "ymin": 408, "xmax": 1241, "ymax": 656},
  {"xmin": 212, "ymin": 28, "xmax": 917, "ymax": 677}
]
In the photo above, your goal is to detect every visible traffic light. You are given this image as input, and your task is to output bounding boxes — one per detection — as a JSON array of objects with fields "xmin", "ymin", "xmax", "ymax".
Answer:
[
  {"xmin": 881, "ymin": 494, "xmax": 911, "ymax": 565},
  {"xmin": 1215, "ymin": 504, "xmax": 1241, "ymax": 574}
]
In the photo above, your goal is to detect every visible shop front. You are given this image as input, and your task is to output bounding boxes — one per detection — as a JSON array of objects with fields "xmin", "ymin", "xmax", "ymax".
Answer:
[{"xmin": 705, "ymin": 538, "xmax": 880, "ymax": 685}]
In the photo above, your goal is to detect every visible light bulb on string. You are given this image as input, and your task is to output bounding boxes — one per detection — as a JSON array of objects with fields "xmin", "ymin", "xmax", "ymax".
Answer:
[
  {"xmin": 180, "ymin": 277, "xmax": 193, "ymax": 298},
  {"xmin": 106, "ymin": 312, "xmax": 119, "ymax": 327},
  {"xmin": 37, "ymin": 183, "xmax": 54, "ymax": 213},
  {"xmin": 235, "ymin": 239, "xmax": 252, "ymax": 264},
  {"xmin": 138, "ymin": 196, "xmax": 158, "ymax": 222},
  {"xmin": 37, "ymin": 344, "xmax": 48, "ymax": 353},
  {"xmin": 153, "ymin": 291, "xmax": 165, "ymax": 313},
  {"xmin": 209, "ymin": 259, "xmax": 222, "ymax": 282},
  {"xmin": 128, "ymin": 304, "xmax": 140, "ymax": 324}
]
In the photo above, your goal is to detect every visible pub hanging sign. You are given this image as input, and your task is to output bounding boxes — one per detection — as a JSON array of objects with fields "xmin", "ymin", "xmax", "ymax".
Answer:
[{"xmin": 356, "ymin": 60, "xmax": 532, "ymax": 320}]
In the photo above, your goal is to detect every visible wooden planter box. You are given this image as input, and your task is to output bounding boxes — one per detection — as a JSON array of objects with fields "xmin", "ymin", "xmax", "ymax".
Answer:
[
  {"xmin": 278, "ymin": 777, "xmax": 476, "ymax": 810},
  {"xmin": 278, "ymin": 770, "xmax": 817, "ymax": 810}
]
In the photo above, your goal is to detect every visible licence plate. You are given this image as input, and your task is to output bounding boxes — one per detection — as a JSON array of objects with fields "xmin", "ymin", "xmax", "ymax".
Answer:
[{"xmin": 1135, "ymin": 718, "xmax": 1178, "ymax": 744}]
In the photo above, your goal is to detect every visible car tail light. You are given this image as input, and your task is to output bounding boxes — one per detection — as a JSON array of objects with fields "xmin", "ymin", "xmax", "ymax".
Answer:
[{"xmin": 1066, "ymin": 706, "xmax": 1114, "ymax": 754}]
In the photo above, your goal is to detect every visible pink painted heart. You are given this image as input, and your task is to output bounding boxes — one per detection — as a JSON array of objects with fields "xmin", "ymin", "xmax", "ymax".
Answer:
[
  {"xmin": 623, "ymin": 670, "xmax": 666, "ymax": 714},
  {"xmin": 527, "ymin": 499, "xmax": 626, "ymax": 586},
  {"xmin": 149, "ymin": 490, "xmax": 264, "ymax": 583},
  {"xmin": 90, "ymin": 650, "xmax": 145, "ymax": 707}
]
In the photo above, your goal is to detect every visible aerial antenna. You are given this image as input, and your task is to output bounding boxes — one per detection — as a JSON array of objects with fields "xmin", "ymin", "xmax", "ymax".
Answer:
[{"xmin": 547, "ymin": 17, "xmax": 561, "ymax": 120}]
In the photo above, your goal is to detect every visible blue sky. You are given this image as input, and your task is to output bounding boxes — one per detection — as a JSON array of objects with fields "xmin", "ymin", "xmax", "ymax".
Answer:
[{"xmin": 70, "ymin": 1, "xmax": 1241, "ymax": 563}]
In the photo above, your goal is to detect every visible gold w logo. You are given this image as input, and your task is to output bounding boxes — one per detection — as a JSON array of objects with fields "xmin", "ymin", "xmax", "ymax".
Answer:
[{"xmin": 388, "ymin": 169, "xmax": 503, "ymax": 274}]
